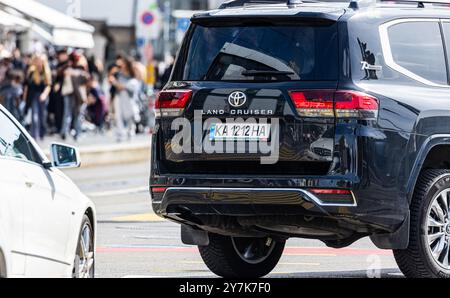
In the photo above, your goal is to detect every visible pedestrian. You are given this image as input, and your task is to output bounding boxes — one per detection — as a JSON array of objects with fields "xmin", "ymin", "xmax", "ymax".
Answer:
[
  {"xmin": 0, "ymin": 70, "xmax": 23, "ymax": 121},
  {"xmin": 133, "ymin": 59, "xmax": 149, "ymax": 133},
  {"xmin": 88, "ymin": 55, "xmax": 104, "ymax": 82},
  {"xmin": 11, "ymin": 48, "xmax": 25, "ymax": 71},
  {"xmin": 109, "ymin": 55, "xmax": 140, "ymax": 142},
  {"xmin": 60, "ymin": 52, "xmax": 89, "ymax": 141},
  {"xmin": 50, "ymin": 48, "xmax": 70, "ymax": 133},
  {"xmin": 87, "ymin": 75, "xmax": 107, "ymax": 131},
  {"xmin": 107, "ymin": 62, "xmax": 119, "ymax": 102},
  {"xmin": 0, "ymin": 56, "xmax": 12, "ymax": 85},
  {"xmin": 72, "ymin": 53, "xmax": 90, "ymax": 139},
  {"xmin": 23, "ymin": 54, "xmax": 52, "ymax": 141},
  {"xmin": 158, "ymin": 55, "xmax": 174, "ymax": 90}
]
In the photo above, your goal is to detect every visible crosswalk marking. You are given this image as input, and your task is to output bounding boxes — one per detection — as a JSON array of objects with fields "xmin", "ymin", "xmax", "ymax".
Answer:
[{"xmin": 111, "ymin": 213, "xmax": 165, "ymax": 222}]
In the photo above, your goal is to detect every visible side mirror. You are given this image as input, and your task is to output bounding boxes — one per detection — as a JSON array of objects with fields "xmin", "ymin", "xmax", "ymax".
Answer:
[{"xmin": 50, "ymin": 143, "xmax": 81, "ymax": 169}]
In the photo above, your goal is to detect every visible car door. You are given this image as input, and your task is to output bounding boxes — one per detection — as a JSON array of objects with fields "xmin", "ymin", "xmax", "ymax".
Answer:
[
  {"xmin": 0, "ymin": 111, "xmax": 27, "ymax": 276},
  {"xmin": 0, "ymin": 109, "xmax": 74, "ymax": 276},
  {"xmin": 20, "ymin": 161, "xmax": 75, "ymax": 277}
]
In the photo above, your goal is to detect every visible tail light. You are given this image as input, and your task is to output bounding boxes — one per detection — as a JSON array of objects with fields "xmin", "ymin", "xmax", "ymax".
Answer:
[
  {"xmin": 335, "ymin": 91, "xmax": 379, "ymax": 119},
  {"xmin": 289, "ymin": 90, "xmax": 378, "ymax": 120},
  {"xmin": 155, "ymin": 90, "xmax": 193, "ymax": 118},
  {"xmin": 289, "ymin": 90, "xmax": 334, "ymax": 117},
  {"xmin": 150, "ymin": 187, "xmax": 167, "ymax": 202},
  {"xmin": 309, "ymin": 189, "xmax": 352, "ymax": 195},
  {"xmin": 151, "ymin": 187, "xmax": 167, "ymax": 193},
  {"xmin": 309, "ymin": 188, "xmax": 356, "ymax": 205}
]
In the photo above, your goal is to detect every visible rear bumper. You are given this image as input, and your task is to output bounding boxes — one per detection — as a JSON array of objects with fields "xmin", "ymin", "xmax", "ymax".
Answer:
[
  {"xmin": 153, "ymin": 187, "xmax": 356, "ymax": 217},
  {"xmin": 150, "ymin": 164, "xmax": 412, "ymax": 236},
  {"xmin": 150, "ymin": 183, "xmax": 408, "ymax": 235}
]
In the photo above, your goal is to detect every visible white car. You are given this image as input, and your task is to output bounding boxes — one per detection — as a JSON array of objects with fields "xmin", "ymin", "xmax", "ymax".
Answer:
[
  {"xmin": 0, "ymin": 105, "xmax": 96, "ymax": 278},
  {"xmin": 308, "ymin": 128, "xmax": 334, "ymax": 162}
]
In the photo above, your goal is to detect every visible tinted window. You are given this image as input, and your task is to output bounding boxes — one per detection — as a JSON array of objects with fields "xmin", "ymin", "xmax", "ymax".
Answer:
[
  {"xmin": 0, "ymin": 111, "xmax": 41, "ymax": 163},
  {"xmin": 179, "ymin": 24, "xmax": 338, "ymax": 81},
  {"xmin": 388, "ymin": 21, "xmax": 447, "ymax": 85}
]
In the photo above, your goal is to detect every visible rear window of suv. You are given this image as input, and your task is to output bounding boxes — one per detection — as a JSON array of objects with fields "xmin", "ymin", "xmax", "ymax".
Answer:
[{"xmin": 175, "ymin": 23, "xmax": 339, "ymax": 82}]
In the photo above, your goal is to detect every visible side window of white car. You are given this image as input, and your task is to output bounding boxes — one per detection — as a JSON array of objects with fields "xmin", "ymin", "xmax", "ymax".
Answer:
[{"xmin": 0, "ymin": 111, "xmax": 41, "ymax": 163}]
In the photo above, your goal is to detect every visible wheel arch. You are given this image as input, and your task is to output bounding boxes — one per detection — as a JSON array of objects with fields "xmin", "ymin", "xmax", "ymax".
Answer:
[
  {"xmin": 406, "ymin": 134, "xmax": 450, "ymax": 204},
  {"xmin": 84, "ymin": 207, "xmax": 96, "ymax": 242},
  {"xmin": 373, "ymin": 135, "xmax": 450, "ymax": 250}
]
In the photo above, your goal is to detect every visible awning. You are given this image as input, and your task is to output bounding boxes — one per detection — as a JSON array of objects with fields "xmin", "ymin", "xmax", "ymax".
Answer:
[
  {"xmin": 0, "ymin": 0, "xmax": 95, "ymax": 48},
  {"xmin": 0, "ymin": 9, "xmax": 54, "ymax": 45},
  {"xmin": 0, "ymin": 9, "xmax": 31, "ymax": 29}
]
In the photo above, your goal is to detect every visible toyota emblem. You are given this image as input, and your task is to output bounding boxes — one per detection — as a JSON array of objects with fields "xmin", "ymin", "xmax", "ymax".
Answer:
[{"xmin": 228, "ymin": 91, "xmax": 247, "ymax": 108}]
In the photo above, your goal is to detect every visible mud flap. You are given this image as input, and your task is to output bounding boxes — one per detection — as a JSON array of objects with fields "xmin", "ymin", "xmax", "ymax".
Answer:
[
  {"xmin": 370, "ymin": 212, "xmax": 410, "ymax": 250},
  {"xmin": 181, "ymin": 224, "xmax": 210, "ymax": 246}
]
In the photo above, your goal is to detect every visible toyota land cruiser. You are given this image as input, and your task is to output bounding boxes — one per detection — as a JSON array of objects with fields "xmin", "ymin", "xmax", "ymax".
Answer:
[{"xmin": 150, "ymin": 0, "xmax": 450, "ymax": 278}]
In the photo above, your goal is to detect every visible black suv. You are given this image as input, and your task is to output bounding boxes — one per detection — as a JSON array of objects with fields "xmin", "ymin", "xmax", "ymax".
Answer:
[{"xmin": 150, "ymin": 0, "xmax": 450, "ymax": 278}]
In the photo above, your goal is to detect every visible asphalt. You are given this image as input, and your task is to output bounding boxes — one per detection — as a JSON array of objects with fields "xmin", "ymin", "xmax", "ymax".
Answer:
[{"xmin": 64, "ymin": 161, "xmax": 404, "ymax": 278}]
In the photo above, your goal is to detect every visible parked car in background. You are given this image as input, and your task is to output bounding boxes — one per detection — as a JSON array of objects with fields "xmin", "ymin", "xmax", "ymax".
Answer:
[{"xmin": 0, "ymin": 104, "xmax": 96, "ymax": 278}]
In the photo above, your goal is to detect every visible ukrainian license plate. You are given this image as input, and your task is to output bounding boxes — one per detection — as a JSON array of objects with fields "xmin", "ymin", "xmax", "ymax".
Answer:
[{"xmin": 210, "ymin": 123, "xmax": 271, "ymax": 141}]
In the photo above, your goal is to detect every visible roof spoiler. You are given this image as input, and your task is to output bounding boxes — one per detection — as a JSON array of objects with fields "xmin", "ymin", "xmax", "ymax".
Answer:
[
  {"xmin": 191, "ymin": 14, "xmax": 339, "ymax": 26},
  {"xmin": 195, "ymin": 0, "xmax": 343, "ymax": 24}
]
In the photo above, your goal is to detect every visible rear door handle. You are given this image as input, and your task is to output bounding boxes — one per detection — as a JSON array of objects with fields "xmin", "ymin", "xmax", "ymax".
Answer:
[{"xmin": 25, "ymin": 181, "xmax": 34, "ymax": 188}]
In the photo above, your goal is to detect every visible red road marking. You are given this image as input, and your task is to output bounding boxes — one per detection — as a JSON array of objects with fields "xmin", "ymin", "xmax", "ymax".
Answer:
[
  {"xmin": 97, "ymin": 247, "xmax": 198, "ymax": 253},
  {"xmin": 284, "ymin": 247, "xmax": 393, "ymax": 256},
  {"xmin": 96, "ymin": 246, "xmax": 393, "ymax": 256}
]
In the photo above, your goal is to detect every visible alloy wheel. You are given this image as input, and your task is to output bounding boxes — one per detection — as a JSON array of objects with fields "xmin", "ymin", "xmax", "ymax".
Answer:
[
  {"xmin": 231, "ymin": 237, "xmax": 276, "ymax": 264},
  {"xmin": 426, "ymin": 188, "xmax": 450, "ymax": 269}
]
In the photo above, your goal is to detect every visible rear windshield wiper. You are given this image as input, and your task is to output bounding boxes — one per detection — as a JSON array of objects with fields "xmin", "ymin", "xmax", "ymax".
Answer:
[{"xmin": 241, "ymin": 70, "xmax": 295, "ymax": 76}]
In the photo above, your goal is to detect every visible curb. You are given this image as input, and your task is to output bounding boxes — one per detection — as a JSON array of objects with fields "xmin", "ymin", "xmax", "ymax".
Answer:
[{"xmin": 44, "ymin": 141, "xmax": 151, "ymax": 168}]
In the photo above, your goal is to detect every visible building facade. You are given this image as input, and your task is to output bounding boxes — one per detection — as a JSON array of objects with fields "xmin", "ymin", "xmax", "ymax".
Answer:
[{"xmin": 37, "ymin": 0, "xmax": 221, "ymax": 62}]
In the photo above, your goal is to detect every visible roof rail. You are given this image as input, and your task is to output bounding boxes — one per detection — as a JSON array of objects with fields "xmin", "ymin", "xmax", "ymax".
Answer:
[
  {"xmin": 219, "ymin": 0, "xmax": 303, "ymax": 9},
  {"xmin": 380, "ymin": 0, "xmax": 450, "ymax": 6},
  {"xmin": 349, "ymin": 0, "xmax": 450, "ymax": 9}
]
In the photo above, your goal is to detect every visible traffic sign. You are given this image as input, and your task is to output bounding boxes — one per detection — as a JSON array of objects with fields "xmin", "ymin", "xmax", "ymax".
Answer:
[{"xmin": 141, "ymin": 11, "xmax": 155, "ymax": 26}]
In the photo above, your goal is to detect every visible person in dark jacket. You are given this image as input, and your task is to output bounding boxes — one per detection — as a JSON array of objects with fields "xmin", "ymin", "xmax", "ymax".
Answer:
[
  {"xmin": 0, "ymin": 70, "xmax": 23, "ymax": 121},
  {"xmin": 50, "ymin": 48, "xmax": 70, "ymax": 133},
  {"xmin": 11, "ymin": 48, "xmax": 25, "ymax": 71},
  {"xmin": 87, "ymin": 76, "xmax": 107, "ymax": 131}
]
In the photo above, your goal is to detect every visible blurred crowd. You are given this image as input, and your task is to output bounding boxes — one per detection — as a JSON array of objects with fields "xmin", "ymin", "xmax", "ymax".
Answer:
[{"xmin": 0, "ymin": 45, "xmax": 159, "ymax": 143}]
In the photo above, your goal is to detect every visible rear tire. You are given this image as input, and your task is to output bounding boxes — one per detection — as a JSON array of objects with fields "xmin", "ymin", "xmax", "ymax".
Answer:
[
  {"xmin": 198, "ymin": 233, "xmax": 285, "ymax": 278},
  {"xmin": 394, "ymin": 170, "xmax": 450, "ymax": 278}
]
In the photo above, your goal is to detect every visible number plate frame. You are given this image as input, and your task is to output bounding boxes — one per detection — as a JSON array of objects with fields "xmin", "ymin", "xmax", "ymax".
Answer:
[{"xmin": 210, "ymin": 123, "xmax": 271, "ymax": 141}]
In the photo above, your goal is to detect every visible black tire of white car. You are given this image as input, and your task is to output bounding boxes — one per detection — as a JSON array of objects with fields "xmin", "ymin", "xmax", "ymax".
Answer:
[
  {"xmin": 394, "ymin": 170, "xmax": 450, "ymax": 278},
  {"xmin": 73, "ymin": 215, "xmax": 95, "ymax": 278},
  {"xmin": 198, "ymin": 233, "xmax": 285, "ymax": 278},
  {"xmin": 0, "ymin": 250, "xmax": 6, "ymax": 278}
]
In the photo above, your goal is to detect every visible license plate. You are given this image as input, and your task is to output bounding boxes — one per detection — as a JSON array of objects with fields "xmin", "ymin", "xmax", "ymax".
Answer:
[{"xmin": 210, "ymin": 123, "xmax": 271, "ymax": 141}]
